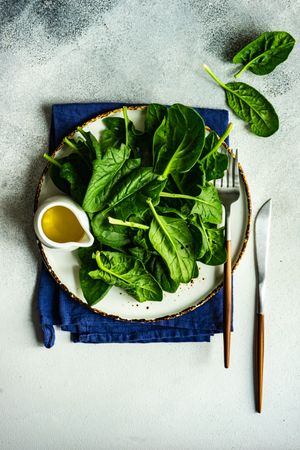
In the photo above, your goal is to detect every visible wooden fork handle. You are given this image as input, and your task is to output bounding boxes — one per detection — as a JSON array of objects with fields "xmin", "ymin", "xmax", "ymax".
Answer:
[
  {"xmin": 224, "ymin": 239, "xmax": 232, "ymax": 369},
  {"xmin": 256, "ymin": 313, "xmax": 264, "ymax": 413}
]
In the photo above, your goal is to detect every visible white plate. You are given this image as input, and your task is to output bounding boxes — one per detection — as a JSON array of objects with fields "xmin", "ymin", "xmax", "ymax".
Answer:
[{"xmin": 35, "ymin": 106, "xmax": 251, "ymax": 321}]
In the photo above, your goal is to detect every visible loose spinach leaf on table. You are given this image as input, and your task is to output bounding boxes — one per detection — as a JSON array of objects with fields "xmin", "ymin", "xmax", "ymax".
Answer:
[
  {"xmin": 89, "ymin": 251, "xmax": 163, "ymax": 302},
  {"xmin": 233, "ymin": 31, "xmax": 296, "ymax": 78},
  {"xmin": 154, "ymin": 104, "xmax": 205, "ymax": 177},
  {"xmin": 203, "ymin": 65, "xmax": 279, "ymax": 137},
  {"xmin": 147, "ymin": 199, "xmax": 196, "ymax": 283}
]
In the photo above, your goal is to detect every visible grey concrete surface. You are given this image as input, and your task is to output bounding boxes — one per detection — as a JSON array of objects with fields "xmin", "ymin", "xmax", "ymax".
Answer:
[{"xmin": 0, "ymin": 1, "xmax": 300, "ymax": 449}]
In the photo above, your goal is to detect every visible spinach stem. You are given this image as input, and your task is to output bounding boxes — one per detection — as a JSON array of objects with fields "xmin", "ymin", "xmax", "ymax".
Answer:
[
  {"xmin": 200, "ymin": 122, "xmax": 233, "ymax": 163},
  {"xmin": 161, "ymin": 163, "xmax": 171, "ymax": 180},
  {"xmin": 101, "ymin": 207, "xmax": 112, "ymax": 217},
  {"xmin": 159, "ymin": 191, "xmax": 211, "ymax": 206},
  {"xmin": 63, "ymin": 137, "xmax": 93, "ymax": 169},
  {"xmin": 146, "ymin": 198, "xmax": 156, "ymax": 216},
  {"xmin": 234, "ymin": 64, "xmax": 249, "ymax": 79},
  {"xmin": 234, "ymin": 54, "xmax": 263, "ymax": 78},
  {"xmin": 108, "ymin": 216, "xmax": 149, "ymax": 230},
  {"xmin": 95, "ymin": 251, "xmax": 130, "ymax": 284},
  {"xmin": 203, "ymin": 64, "xmax": 227, "ymax": 89},
  {"xmin": 43, "ymin": 153, "xmax": 62, "ymax": 168},
  {"xmin": 63, "ymin": 137, "xmax": 79, "ymax": 151},
  {"xmin": 147, "ymin": 198, "xmax": 179, "ymax": 259},
  {"xmin": 123, "ymin": 106, "xmax": 129, "ymax": 146}
]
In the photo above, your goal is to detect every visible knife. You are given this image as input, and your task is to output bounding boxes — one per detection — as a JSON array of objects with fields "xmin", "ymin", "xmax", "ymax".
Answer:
[{"xmin": 254, "ymin": 199, "xmax": 272, "ymax": 413}]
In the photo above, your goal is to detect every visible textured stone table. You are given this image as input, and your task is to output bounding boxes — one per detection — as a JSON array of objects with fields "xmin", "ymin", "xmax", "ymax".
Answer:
[{"xmin": 1, "ymin": 1, "xmax": 299, "ymax": 449}]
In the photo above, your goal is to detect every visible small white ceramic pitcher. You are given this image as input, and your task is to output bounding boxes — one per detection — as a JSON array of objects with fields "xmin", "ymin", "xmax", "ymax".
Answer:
[{"xmin": 34, "ymin": 195, "xmax": 94, "ymax": 250}]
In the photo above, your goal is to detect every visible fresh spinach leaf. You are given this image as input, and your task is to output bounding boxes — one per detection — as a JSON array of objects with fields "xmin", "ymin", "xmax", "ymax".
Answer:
[
  {"xmin": 45, "ymin": 153, "xmax": 91, "ymax": 205},
  {"xmin": 233, "ymin": 31, "xmax": 296, "ymax": 78},
  {"xmin": 172, "ymin": 168, "xmax": 203, "ymax": 197},
  {"xmin": 82, "ymin": 144, "xmax": 131, "ymax": 213},
  {"xmin": 172, "ymin": 128, "xmax": 229, "ymax": 192},
  {"xmin": 79, "ymin": 267, "xmax": 111, "ymax": 306},
  {"xmin": 201, "ymin": 225, "xmax": 227, "ymax": 265},
  {"xmin": 77, "ymin": 245, "xmax": 111, "ymax": 306},
  {"xmin": 114, "ymin": 177, "xmax": 167, "ymax": 221},
  {"xmin": 47, "ymin": 157, "xmax": 71, "ymax": 195},
  {"xmin": 159, "ymin": 184, "xmax": 222, "ymax": 225},
  {"xmin": 59, "ymin": 162, "xmax": 87, "ymax": 205},
  {"xmin": 77, "ymin": 243, "xmax": 100, "ymax": 265},
  {"xmin": 199, "ymin": 131, "xmax": 228, "ymax": 182},
  {"xmin": 154, "ymin": 104, "xmax": 205, "ymax": 178},
  {"xmin": 91, "ymin": 212, "xmax": 132, "ymax": 249},
  {"xmin": 147, "ymin": 199, "xmax": 196, "ymax": 283},
  {"xmin": 100, "ymin": 114, "xmax": 150, "ymax": 158},
  {"xmin": 189, "ymin": 221, "xmax": 208, "ymax": 260},
  {"xmin": 89, "ymin": 251, "xmax": 163, "ymax": 302},
  {"xmin": 145, "ymin": 103, "xmax": 168, "ymax": 134},
  {"xmin": 147, "ymin": 255, "xmax": 180, "ymax": 293},
  {"xmin": 203, "ymin": 65, "xmax": 279, "ymax": 137},
  {"xmin": 107, "ymin": 168, "xmax": 166, "ymax": 220},
  {"xmin": 145, "ymin": 104, "xmax": 168, "ymax": 139},
  {"xmin": 76, "ymin": 127, "xmax": 102, "ymax": 160},
  {"xmin": 99, "ymin": 117, "xmax": 125, "ymax": 154},
  {"xmin": 128, "ymin": 229, "xmax": 154, "ymax": 263},
  {"xmin": 191, "ymin": 184, "xmax": 223, "ymax": 224},
  {"xmin": 63, "ymin": 130, "xmax": 98, "ymax": 166},
  {"xmin": 156, "ymin": 205, "xmax": 189, "ymax": 219},
  {"xmin": 191, "ymin": 217, "xmax": 227, "ymax": 265},
  {"xmin": 152, "ymin": 116, "xmax": 167, "ymax": 168},
  {"xmin": 87, "ymin": 157, "xmax": 141, "ymax": 213}
]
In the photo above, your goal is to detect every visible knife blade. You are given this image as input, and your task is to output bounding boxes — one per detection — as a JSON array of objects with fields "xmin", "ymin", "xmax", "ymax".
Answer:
[
  {"xmin": 254, "ymin": 198, "xmax": 272, "ymax": 413},
  {"xmin": 255, "ymin": 199, "xmax": 272, "ymax": 314}
]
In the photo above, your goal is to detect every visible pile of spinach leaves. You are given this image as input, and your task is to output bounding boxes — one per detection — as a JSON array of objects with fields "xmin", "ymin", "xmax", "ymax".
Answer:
[{"xmin": 45, "ymin": 104, "xmax": 232, "ymax": 305}]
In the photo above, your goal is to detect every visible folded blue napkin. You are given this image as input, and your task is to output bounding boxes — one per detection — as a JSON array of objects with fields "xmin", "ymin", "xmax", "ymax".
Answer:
[{"xmin": 38, "ymin": 102, "xmax": 231, "ymax": 348}]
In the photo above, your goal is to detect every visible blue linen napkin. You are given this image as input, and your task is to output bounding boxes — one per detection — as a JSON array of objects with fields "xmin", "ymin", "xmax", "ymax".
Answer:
[{"xmin": 38, "ymin": 102, "xmax": 231, "ymax": 348}]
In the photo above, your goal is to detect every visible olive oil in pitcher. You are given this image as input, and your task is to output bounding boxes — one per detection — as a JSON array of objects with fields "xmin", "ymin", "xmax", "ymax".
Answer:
[{"xmin": 41, "ymin": 206, "xmax": 85, "ymax": 243}]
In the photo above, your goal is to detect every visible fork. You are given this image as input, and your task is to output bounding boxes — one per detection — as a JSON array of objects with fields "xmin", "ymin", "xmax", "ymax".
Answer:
[{"xmin": 214, "ymin": 149, "xmax": 240, "ymax": 368}]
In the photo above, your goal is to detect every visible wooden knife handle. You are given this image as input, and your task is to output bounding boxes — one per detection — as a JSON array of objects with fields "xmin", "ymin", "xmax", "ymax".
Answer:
[
  {"xmin": 223, "ymin": 240, "xmax": 232, "ymax": 369},
  {"xmin": 256, "ymin": 313, "xmax": 265, "ymax": 413}
]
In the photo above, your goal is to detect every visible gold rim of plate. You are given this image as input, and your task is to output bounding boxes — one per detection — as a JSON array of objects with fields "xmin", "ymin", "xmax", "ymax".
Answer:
[{"xmin": 34, "ymin": 105, "xmax": 252, "ymax": 322}]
